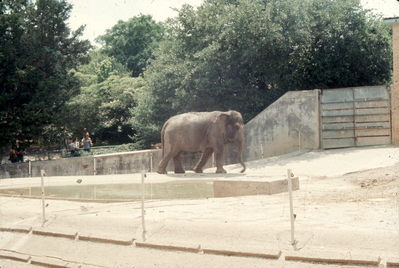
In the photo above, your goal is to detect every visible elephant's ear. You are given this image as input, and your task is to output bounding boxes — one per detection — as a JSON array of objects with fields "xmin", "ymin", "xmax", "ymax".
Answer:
[
  {"xmin": 210, "ymin": 113, "xmax": 227, "ymax": 135},
  {"xmin": 213, "ymin": 112, "xmax": 230, "ymax": 125}
]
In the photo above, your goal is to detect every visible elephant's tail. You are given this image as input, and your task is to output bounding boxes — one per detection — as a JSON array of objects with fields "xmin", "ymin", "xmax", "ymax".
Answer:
[
  {"xmin": 160, "ymin": 123, "xmax": 167, "ymax": 158},
  {"xmin": 238, "ymin": 137, "xmax": 246, "ymax": 173}
]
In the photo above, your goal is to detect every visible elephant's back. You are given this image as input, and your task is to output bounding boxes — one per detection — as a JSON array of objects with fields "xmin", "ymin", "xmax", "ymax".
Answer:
[
  {"xmin": 166, "ymin": 112, "xmax": 218, "ymax": 127},
  {"xmin": 163, "ymin": 112, "xmax": 216, "ymax": 151}
]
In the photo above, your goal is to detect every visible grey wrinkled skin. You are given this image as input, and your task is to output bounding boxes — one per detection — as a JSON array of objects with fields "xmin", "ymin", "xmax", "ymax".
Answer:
[{"xmin": 157, "ymin": 111, "xmax": 246, "ymax": 174}]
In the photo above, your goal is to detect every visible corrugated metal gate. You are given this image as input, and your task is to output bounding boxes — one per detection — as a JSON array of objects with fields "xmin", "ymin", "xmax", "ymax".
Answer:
[{"xmin": 320, "ymin": 86, "xmax": 391, "ymax": 149}]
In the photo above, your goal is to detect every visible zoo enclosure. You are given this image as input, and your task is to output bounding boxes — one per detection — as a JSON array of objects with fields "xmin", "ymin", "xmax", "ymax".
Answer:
[{"xmin": 0, "ymin": 85, "xmax": 392, "ymax": 179}]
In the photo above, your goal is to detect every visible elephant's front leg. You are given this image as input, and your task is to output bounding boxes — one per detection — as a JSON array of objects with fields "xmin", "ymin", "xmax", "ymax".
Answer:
[
  {"xmin": 194, "ymin": 148, "xmax": 213, "ymax": 173},
  {"xmin": 214, "ymin": 146, "xmax": 226, "ymax": 173}
]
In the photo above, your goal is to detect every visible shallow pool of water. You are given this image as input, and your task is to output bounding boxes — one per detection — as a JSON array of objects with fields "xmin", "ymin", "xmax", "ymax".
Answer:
[{"xmin": 0, "ymin": 181, "xmax": 215, "ymax": 201}]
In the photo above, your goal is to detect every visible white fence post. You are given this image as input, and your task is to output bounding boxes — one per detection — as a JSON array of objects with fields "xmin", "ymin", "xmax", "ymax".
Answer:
[
  {"xmin": 40, "ymin": 169, "xmax": 46, "ymax": 227},
  {"xmin": 28, "ymin": 160, "xmax": 32, "ymax": 177},
  {"xmin": 298, "ymin": 131, "xmax": 301, "ymax": 151},
  {"xmin": 150, "ymin": 153, "xmax": 153, "ymax": 172},
  {"xmin": 287, "ymin": 169, "xmax": 297, "ymax": 248},
  {"xmin": 212, "ymin": 153, "xmax": 215, "ymax": 168},
  {"xmin": 93, "ymin": 157, "xmax": 97, "ymax": 175},
  {"xmin": 260, "ymin": 143, "xmax": 264, "ymax": 159},
  {"xmin": 141, "ymin": 173, "xmax": 147, "ymax": 241}
]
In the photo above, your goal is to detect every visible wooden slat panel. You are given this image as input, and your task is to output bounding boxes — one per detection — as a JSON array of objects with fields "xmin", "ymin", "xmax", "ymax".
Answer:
[
  {"xmin": 355, "ymin": 128, "xmax": 391, "ymax": 137},
  {"xmin": 356, "ymin": 136, "xmax": 391, "ymax": 146},
  {"xmin": 355, "ymin": 114, "xmax": 390, "ymax": 123},
  {"xmin": 354, "ymin": 86, "xmax": 390, "ymax": 101},
  {"xmin": 355, "ymin": 100, "xmax": 389, "ymax": 108},
  {"xmin": 321, "ymin": 88, "xmax": 353, "ymax": 103},
  {"xmin": 322, "ymin": 130, "xmax": 354, "ymax": 139},
  {"xmin": 320, "ymin": 86, "xmax": 391, "ymax": 149},
  {"xmin": 322, "ymin": 116, "xmax": 354, "ymax": 124},
  {"xmin": 322, "ymin": 122, "xmax": 354, "ymax": 130},
  {"xmin": 321, "ymin": 102, "xmax": 354, "ymax": 110},
  {"xmin": 355, "ymin": 122, "xmax": 391, "ymax": 129},
  {"xmin": 322, "ymin": 138, "xmax": 355, "ymax": 149},
  {"xmin": 321, "ymin": 88, "xmax": 355, "ymax": 149},
  {"xmin": 355, "ymin": 108, "xmax": 390, "ymax": 115},
  {"xmin": 322, "ymin": 109, "xmax": 354, "ymax": 117}
]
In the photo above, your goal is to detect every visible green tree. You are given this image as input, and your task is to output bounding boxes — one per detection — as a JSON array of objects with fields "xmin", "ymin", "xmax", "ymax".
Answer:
[
  {"xmin": 65, "ymin": 51, "xmax": 141, "ymax": 145},
  {"xmin": 65, "ymin": 74, "xmax": 145, "ymax": 144},
  {"xmin": 76, "ymin": 50, "xmax": 129, "ymax": 85},
  {"xmin": 133, "ymin": 0, "xmax": 392, "ymax": 146},
  {"xmin": 97, "ymin": 15, "xmax": 165, "ymax": 77},
  {"xmin": 0, "ymin": 0, "xmax": 91, "ymax": 147},
  {"xmin": 291, "ymin": 0, "xmax": 392, "ymax": 89}
]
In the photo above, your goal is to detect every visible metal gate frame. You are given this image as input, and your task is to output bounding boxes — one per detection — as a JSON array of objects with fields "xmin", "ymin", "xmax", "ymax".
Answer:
[{"xmin": 320, "ymin": 86, "xmax": 391, "ymax": 149}]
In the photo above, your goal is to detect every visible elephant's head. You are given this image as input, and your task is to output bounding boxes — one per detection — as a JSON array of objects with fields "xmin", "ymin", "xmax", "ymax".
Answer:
[{"xmin": 219, "ymin": 111, "xmax": 246, "ymax": 173}]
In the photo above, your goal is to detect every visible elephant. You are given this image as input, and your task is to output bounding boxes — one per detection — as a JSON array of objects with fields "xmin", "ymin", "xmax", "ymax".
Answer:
[{"xmin": 157, "ymin": 110, "xmax": 246, "ymax": 174}]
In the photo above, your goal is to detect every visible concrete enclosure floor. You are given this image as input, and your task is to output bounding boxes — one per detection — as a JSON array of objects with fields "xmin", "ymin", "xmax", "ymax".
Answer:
[{"xmin": 0, "ymin": 145, "xmax": 399, "ymax": 267}]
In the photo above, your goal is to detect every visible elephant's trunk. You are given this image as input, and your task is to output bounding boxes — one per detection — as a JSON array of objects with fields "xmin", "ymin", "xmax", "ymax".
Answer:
[
  {"xmin": 237, "ymin": 134, "xmax": 246, "ymax": 173},
  {"xmin": 239, "ymin": 153, "xmax": 246, "ymax": 173}
]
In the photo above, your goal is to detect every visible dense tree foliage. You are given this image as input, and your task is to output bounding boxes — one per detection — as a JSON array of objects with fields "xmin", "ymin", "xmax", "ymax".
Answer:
[
  {"xmin": 0, "ymin": 0, "xmax": 91, "ymax": 147},
  {"xmin": 65, "ymin": 51, "xmax": 144, "ymax": 144},
  {"xmin": 131, "ymin": 0, "xmax": 392, "ymax": 146},
  {"xmin": 97, "ymin": 15, "xmax": 165, "ymax": 77},
  {"xmin": 1, "ymin": 0, "xmax": 393, "ymax": 152},
  {"xmin": 65, "ymin": 74, "xmax": 145, "ymax": 144},
  {"xmin": 76, "ymin": 50, "xmax": 129, "ymax": 84},
  {"xmin": 65, "ymin": 15, "xmax": 165, "ymax": 147},
  {"xmin": 294, "ymin": 0, "xmax": 392, "ymax": 89}
]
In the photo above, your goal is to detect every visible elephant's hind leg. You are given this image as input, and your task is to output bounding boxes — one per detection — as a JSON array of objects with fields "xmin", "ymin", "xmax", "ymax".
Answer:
[
  {"xmin": 194, "ymin": 148, "xmax": 213, "ymax": 173},
  {"xmin": 173, "ymin": 152, "xmax": 185, "ymax": 173},
  {"xmin": 157, "ymin": 151, "xmax": 175, "ymax": 174}
]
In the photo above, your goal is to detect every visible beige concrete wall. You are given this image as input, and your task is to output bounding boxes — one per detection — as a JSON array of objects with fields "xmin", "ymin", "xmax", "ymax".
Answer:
[
  {"xmin": 0, "ymin": 149, "xmax": 216, "ymax": 178},
  {"xmin": 31, "ymin": 156, "xmax": 94, "ymax": 177},
  {"xmin": 392, "ymin": 23, "xmax": 399, "ymax": 144},
  {"xmin": 94, "ymin": 150, "xmax": 160, "ymax": 175},
  {"xmin": 244, "ymin": 90, "xmax": 320, "ymax": 161},
  {"xmin": 0, "ymin": 162, "xmax": 29, "ymax": 178}
]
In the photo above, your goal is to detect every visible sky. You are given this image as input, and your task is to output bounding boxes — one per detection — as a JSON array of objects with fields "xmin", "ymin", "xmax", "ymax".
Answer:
[
  {"xmin": 68, "ymin": 0, "xmax": 399, "ymax": 45},
  {"xmin": 68, "ymin": 0, "xmax": 204, "ymax": 44}
]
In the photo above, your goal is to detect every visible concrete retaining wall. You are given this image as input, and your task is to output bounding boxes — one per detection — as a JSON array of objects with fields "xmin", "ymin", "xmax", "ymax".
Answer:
[
  {"xmin": 0, "ymin": 162, "xmax": 29, "ymax": 178},
  {"xmin": 244, "ymin": 89, "xmax": 320, "ymax": 161},
  {"xmin": 31, "ymin": 156, "xmax": 94, "ymax": 177},
  {"xmin": 0, "ymin": 149, "xmax": 218, "ymax": 178}
]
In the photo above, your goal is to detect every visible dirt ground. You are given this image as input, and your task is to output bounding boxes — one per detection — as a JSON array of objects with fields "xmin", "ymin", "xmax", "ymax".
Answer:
[{"xmin": 0, "ymin": 145, "xmax": 399, "ymax": 267}]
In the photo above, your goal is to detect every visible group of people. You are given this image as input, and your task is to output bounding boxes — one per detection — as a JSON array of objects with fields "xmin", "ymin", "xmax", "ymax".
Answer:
[
  {"xmin": 8, "ymin": 132, "xmax": 93, "ymax": 163},
  {"xmin": 9, "ymin": 143, "xmax": 25, "ymax": 163},
  {"xmin": 69, "ymin": 132, "xmax": 93, "ymax": 156}
]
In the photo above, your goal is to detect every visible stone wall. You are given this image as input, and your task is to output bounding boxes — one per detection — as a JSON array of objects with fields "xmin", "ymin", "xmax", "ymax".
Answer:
[
  {"xmin": 244, "ymin": 89, "xmax": 320, "ymax": 161},
  {"xmin": 0, "ymin": 162, "xmax": 30, "ymax": 178},
  {"xmin": 0, "ymin": 149, "xmax": 218, "ymax": 178}
]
